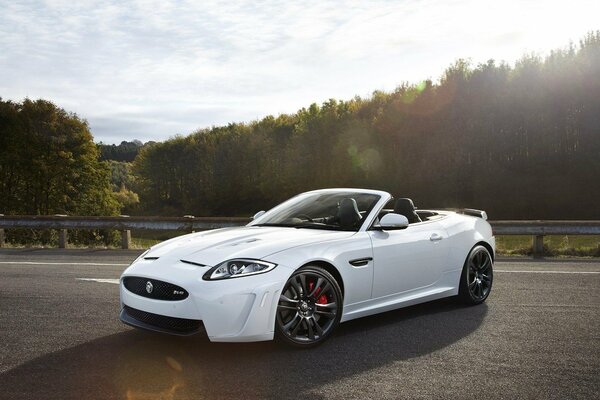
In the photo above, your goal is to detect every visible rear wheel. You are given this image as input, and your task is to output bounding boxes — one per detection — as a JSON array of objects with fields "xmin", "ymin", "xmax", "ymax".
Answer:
[
  {"xmin": 458, "ymin": 245, "xmax": 493, "ymax": 305},
  {"xmin": 275, "ymin": 266, "xmax": 342, "ymax": 348}
]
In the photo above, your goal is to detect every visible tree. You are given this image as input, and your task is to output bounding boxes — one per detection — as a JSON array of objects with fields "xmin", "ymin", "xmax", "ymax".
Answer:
[{"xmin": 0, "ymin": 98, "xmax": 121, "ymax": 244}]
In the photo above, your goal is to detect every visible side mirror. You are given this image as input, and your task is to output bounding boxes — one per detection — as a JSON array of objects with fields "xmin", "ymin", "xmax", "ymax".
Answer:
[
  {"xmin": 376, "ymin": 213, "xmax": 409, "ymax": 230},
  {"xmin": 252, "ymin": 210, "xmax": 266, "ymax": 220}
]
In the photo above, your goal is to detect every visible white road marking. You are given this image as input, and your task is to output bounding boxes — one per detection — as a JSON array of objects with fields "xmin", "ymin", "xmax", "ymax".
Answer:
[
  {"xmin": 0, "ymin": 261, "xmax": 129, "ymax": 266},
  {"xmin": 71, "ymin": 271, "xmax": 599, "ymax": 286},
  {"xmin": 495, "ymin": 270, "xmax": 600, "ymax": 274},
  {"xmin": 76, "ymin": 278, "xmax": 120, "ymax": 284}
]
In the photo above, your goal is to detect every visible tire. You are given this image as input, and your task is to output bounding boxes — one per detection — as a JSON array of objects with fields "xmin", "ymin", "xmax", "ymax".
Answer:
[
  {"xmin": 458, "ymin": 244, "xmax": 493, "ymax": 305},
  {"xmin": 275, "ymin": 265, "xmax": 343, "ymax": 348}
]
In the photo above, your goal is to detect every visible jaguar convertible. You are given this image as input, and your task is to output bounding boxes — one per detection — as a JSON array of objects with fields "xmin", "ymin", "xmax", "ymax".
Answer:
[{"xmin": 119, "ymin": 188, "xmax": 495, "ymax": 347}]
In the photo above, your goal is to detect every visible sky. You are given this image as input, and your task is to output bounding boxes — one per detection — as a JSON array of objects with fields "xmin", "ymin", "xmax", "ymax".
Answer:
[{"xmin": 1, "ymin": 0, "xmax": 599, "ymax": 144}]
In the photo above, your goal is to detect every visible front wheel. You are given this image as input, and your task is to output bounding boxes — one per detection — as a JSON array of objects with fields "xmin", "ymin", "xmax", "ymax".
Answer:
[
  {"xmin": 458, "ymin": 245, "xmax": 493, "ymax": 305},
  {"xmin": 275, "ymin": 266, "xmax": 343, "ymax": 348}
]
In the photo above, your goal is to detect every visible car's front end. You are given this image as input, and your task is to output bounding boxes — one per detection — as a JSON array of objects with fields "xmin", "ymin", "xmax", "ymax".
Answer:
[
  {"xmin": 118, "ymin": 220, "xmax": 358, "ymax": 342},
  {"xmin": 120, "ymin": 254, "xmax": 294, "ymax": 342}
]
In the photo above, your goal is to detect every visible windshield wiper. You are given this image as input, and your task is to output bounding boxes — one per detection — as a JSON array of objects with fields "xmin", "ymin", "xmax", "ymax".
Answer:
[
  {"xmin": 292, "ymin": 223, "xmax": 341, "ymax": 231},
  {"xmin": 253, "ymin": 223, "xmax": 294, "ymax": 227},
  {"xmin": 253, "ymin": 222, "xmax": 345, "ymax": 231}
]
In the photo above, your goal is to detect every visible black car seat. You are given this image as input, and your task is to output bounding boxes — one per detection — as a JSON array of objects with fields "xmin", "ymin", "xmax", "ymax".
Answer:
[
  {"xmin": 337, "ymin": 198, "xmax": 362, "ymax": 229},
  {"xmin": 394, "ymin": 198, "xmax": 421, "ymax": 224}
]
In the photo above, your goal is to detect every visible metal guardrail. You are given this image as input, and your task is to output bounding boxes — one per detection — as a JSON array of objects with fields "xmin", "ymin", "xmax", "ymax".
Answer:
[
  {"xmin": 491, "ymin": 220, "xmax": 600, "ymax": 235},
  {"xmin": 0, "ymin": 215, "xmax": 599, "ymax": 257},
  {"xmin": 492, "ymin": 220, "xmax": 600, "ymax": 257},
  {"xmin": 0, "ymin": 215, "xmax": 250, "ymax": 250}
]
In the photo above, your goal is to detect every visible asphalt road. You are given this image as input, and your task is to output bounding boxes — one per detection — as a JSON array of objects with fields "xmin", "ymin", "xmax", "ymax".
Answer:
[{"xmin": 0, "ymin": 249, "xmax": 598, "ymax": 400}]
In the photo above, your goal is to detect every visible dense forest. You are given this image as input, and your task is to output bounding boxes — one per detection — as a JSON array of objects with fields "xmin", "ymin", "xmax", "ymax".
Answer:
[
  {"xmin": 1, "ymin": 32, "xmax": 599, "ymax": 224},
  {"xmin": 98, "ymin": 140, "xmax": 151, "ymax": 162},
  {"xmin": 131, "ymin": 32, "xmax": 600, "ymax": 219}
]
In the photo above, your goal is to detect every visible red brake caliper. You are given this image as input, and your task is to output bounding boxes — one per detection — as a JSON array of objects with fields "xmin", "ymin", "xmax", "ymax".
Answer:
[{"xmin": 308, "ymin": 281, "xmax": 328, "ymax": 304}]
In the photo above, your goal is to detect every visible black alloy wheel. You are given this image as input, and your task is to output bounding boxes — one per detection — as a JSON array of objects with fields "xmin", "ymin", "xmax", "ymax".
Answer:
[
  {"xmin": 275, "ymin": 266, "xmax": 342, "ymax": 347},
  {"xmin": 459, "ymin": 245, "xmax": 493, "ymax": 305}
]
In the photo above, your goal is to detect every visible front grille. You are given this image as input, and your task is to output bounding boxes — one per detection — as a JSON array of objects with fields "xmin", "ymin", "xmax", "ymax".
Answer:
[
  {"xmin": 123, "ymin": 305, "xmax": 202, "ymax": 334},
  {"xmin": 123, "ymin": 276, "xmax": 189, "ymax": 301}
]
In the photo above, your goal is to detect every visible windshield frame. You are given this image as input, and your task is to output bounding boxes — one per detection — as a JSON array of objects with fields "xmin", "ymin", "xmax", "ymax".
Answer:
[{"xmin": 248, "ymin": 189, "xmax": 391, "ymax": 232}]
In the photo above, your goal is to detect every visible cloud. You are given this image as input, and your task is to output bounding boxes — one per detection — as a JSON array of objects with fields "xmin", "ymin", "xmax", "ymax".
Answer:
[{"xmin": 0, "ymin": 0, "xmax": 598, "ymax": 143}]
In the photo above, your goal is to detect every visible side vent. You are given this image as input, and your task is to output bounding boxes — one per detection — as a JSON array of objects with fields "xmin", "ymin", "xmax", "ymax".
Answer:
[{"xmin": 180, "ymin": 259, "xmax": 206, "ymax": 267}]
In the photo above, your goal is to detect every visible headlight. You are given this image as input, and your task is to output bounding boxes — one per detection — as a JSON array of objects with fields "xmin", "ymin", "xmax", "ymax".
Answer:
[{"xmin": 203, "ymin": 259, "xmax": 277, "ymax": 280}]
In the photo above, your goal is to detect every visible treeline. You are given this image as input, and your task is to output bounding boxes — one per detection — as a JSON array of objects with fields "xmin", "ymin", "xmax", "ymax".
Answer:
[
  {"xmin": 98, "ymin": 140, "xmax": 152, "ymax": 162},
  {"xmin": 131, "ymin": 32, "xmax": 600, "ymax": 219}
]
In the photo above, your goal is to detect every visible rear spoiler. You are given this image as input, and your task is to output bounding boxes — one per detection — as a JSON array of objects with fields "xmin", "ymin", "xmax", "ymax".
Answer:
[
  {"xmin": 437, "ymin": 208, "xmax": 488, "ymax": 220},
  {"xmin": 458, "ymin": 208, "xmax": 488, "ymax": 220}
]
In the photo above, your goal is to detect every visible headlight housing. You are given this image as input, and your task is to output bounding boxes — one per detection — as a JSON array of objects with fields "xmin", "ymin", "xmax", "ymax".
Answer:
[{"xmin": 203, "ymin": 259, "xmax": 277, "ymax": 280}]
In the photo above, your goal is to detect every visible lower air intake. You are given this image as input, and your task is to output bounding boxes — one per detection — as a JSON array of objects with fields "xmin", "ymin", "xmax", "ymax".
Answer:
[{"xmin": 122, "ymin": 305, "xmax": 202, "ymax": 335}]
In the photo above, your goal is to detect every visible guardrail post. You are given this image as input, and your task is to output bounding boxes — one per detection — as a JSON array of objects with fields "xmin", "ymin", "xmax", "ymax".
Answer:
[
  {"xmin": 119, "ymin": 215, "xmax": 131, "ymax": 249},
  {"xmin": 58, "ymin": 229, "xmax": 68, "ymax": 248},
  {"xmin": 54, "ymin": 214, "xmax": 68, "ymax": 248},
  {"xmin": 184, "ymin": 215, "xmax": 195, "ymax": 232},
  {"xmin": 533, "ymin": 235, "xmax": 544, "ymax": 258},
  {"xmin": 0, "ymin": 214, "xmax": 4, "ymax": 247},
  {"xmin": 121, "ymin": 230, "xmax": 131, "ymax": 249}
]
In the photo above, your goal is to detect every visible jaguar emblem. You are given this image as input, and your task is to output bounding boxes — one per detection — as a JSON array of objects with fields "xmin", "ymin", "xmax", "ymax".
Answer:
[{"xmin": 146, "ymin": 281, "xmax": 153, "ymax": 294}]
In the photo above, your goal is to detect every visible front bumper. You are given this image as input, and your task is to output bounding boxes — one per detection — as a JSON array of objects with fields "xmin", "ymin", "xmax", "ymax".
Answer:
[
  {"xmin": 119, "ymin": 258, "xmax": 292, "ymax": 342},
  {"xmin": 120, "ymin": 305, "xmax": 205, "ymax": 336}
]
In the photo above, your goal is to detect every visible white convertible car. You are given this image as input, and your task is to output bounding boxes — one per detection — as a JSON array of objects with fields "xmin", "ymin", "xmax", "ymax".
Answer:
[{"xmin": 120, "ymin": 188, "xmax": 494, "ymax": 347}]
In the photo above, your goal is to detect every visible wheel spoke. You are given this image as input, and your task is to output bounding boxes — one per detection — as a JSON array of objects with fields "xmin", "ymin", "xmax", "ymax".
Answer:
[
  {"xmin": 291, "ymin": 316, "xmax": 303, "ymax": 336},
  {"xmin": 283, "ymin": 314, "xmax": 301, "ymax": 332},
  {"xmin": 315, "ymin": 308, "xmax": 336, "ymax": 318},
  {"xmin": 307, "ymin": 318, "xmax": 315, "ymax": 340},
  {"xmin": 279, "ymin": 294, "xmax": 298, "ymax": 304},
  {"xmin": 311, "ymin": 317, "xmax": 324, "ymax": 336},
  {"xmin": 291, "ymin": 279, "xmax": 303, "ymax": 297},
  {"xmin": 479, "ymin": 257, "xmax": 489, "ymax": 271},
  {"xmin": 320, "ymin": 282, "xmax": 332, "ymax": 297},
  {"xmin": 309, "ymin": 277, "xmax": 324, "ymax": 297},
  {"xmin": 298, "ymin": 274, "xmax": 308, "ymax": 295},
  {"xmin": 316, "ymin": 301, "xmax": 337, "ymax": 310},
  {"xmin": 469, "ymin": 261, "xmax": 477, "ymax": 272}
]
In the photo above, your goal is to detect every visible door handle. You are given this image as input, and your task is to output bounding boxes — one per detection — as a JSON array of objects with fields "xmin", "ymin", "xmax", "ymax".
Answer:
[{"xmin": 430, "ymin": 233, "xmax": 443, "ymax": 241}]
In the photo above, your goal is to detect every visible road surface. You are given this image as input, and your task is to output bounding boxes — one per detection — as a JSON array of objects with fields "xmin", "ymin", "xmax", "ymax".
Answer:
[{"xmin": 0, "ymin": 249, "xmax": 598, "ymax": 399}]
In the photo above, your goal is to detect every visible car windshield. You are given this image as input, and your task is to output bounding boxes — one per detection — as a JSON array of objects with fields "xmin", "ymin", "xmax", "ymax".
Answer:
[{"xmin": 253, "ymin": 192, "xmax": 381, "ymax": 231}]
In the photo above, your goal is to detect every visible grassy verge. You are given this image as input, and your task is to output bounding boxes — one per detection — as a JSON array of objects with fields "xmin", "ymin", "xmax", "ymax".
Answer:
[{"xmin": 496, "ymin": 235, "xmax": 600, "ymax": 257}]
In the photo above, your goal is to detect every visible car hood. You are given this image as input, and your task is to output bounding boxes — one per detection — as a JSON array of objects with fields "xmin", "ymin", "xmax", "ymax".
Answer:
[{"xmin": 143, "ymin": 226, "xmax": 355, "ymax": 266}]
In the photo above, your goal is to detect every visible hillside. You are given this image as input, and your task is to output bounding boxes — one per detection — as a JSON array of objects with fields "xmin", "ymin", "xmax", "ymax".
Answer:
[{"xmin": 130, "ymin": 32, "xmax": 600, "ymax": 219}]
